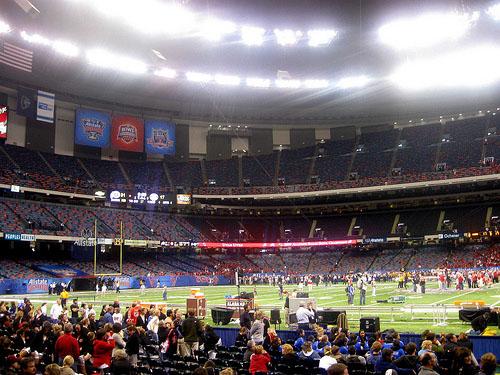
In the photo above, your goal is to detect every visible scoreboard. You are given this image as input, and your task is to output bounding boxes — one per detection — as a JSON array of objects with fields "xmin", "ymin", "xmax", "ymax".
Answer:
[
  {"xmin": 108, "ymin": 190, "xmax": 193, "ymax": 206},
  {"xmin": 109, "ymin": 190, "xmax": 173, "ymax": 205}
]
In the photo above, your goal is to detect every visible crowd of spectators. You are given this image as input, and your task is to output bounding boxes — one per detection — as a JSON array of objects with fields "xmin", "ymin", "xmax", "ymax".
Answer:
[
  {"xmin": 0, "ymin": 295, "xmax": 498, "ymax": 375},
  {"xmin": 0, "ymin": 299, "xmax": 224, "ymax": 375}
]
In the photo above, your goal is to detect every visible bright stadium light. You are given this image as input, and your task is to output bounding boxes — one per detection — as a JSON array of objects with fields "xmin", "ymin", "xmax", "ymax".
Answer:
[
  {"xmin": 87, "ymin": 49, "xmax": 147, "ymax": 74},
  {"xmin": 391, "ymin": 45, "xmax": 500, "ymax": 89},
  {"xmin": 93, "ymin": 0, "xmax": 195, "ymax": 34},
  {"xmin": 186, "ymin": 72, "xmax": 212, "ymax": 83},
  {"xmin": 154, "ymin": 67, "xmax": 177, "ymax": 78},
  {"xmin": 241, "ymin": 26, "xmax": 266, "ymax": 46},
  {"xmin": 275, "ymin": 79, "xmax": 301, "ymax": 88},
  {"xmin": 201, "ymin": 19, "xmax": 236, "ymax": 41},
  {"xmin": 21, "ymin": 31, "xmax": 51, "ymax": 45},
  {"xmin": 274, "ymin": 29, "xmax": 302, "ymax": 46},
  {"xmin": 52, "ymin": 40, "xmax": 79, "ymax": 57},
  {"xmin": 307, "ymin": 29, "xmax": 338, "ymax": 47},
  {"xmin": 0, "ymin": 21, "xmax": 11, "ymax": 34},
  {"xmin": 161, "ymin": 5, "xmax": 196, "ymax": 34},
  {"xmin": 487, "ymin": 3, "xmax": 500, "ymax": 21},
  {"xmin": 304, "ymin": 79, "xmax": 330, "ymax": 89},
  {"xmin": 246, "ymin": 78, "xmax": 271, "ymax": 88},
  {"xmin": 214, "ymin": 74, "xmax": 240, "ymax": 86},
  {"xmin": 379, "ymin": 12, "xmax": 475, "ymax": 50},
  {"xmin": 337, "ymin": 76, "xmax": 370, "ymax": 89}
]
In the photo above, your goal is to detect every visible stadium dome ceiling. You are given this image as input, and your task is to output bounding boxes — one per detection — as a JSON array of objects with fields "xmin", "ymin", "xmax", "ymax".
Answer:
[{"xmin": 0, "ymin": 0, "xmax": 499, "ymax": 125}]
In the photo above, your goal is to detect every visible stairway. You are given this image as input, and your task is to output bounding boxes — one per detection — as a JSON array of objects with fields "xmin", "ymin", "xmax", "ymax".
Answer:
[
  {"xmin": 118, "ymin": 163, "xmax": 133, "ymax": 187},
  {"xmin": 273, "ymin": 151, "xmax": 281, "ymax": 186},
  {"xmin": 387, "ymin": 129, "xmax": 402, "ymax": 176},
  {"xmin": 37, "ymin": 152, "xmax": 62, "ymax": 180},
  {"xmin": 345, "ymin": 135, "xmax": 360, "ymax": 180},
  {"xmin": 162, "ymin": 163, "xmax": 175, "ymax": 192},
  {"xmin": 306, "ymin": 143, "xmax": 321, "ymax": 184},
  {"xmin": 200, "ymin": 159, "xmax": 208, "ymax": 184},
  {"xmin": 76, "ymin": 159, "xmax": 102, "ymax": 189}
]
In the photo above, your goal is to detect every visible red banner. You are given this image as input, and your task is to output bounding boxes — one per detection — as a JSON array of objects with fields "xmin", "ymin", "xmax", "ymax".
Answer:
[
  {"xmin": 111, "ymin": 115, "xmax": 144, "ymax": 152},
  {"xmin": 0, "ymin": 106, "xmax": 8, "ymax": 139},
  {"xmin": 198, "ymin": 239, "xmax": 357, "ymax": 248}
]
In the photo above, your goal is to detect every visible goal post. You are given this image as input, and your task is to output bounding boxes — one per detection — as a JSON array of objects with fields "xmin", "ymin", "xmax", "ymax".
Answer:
[{"xmin": 93, "ymin": 219, "xmax": 123, "ymax": 276}]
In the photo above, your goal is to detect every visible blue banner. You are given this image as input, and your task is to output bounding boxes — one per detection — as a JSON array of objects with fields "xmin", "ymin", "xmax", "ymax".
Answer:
[
  {"xmin": 144, "ymin": 119, "xmax": 175, "ymax": 154},
  {"xmin": 16, "ymin": 87, "xmax": 36, "ymax": 118},
  {"xmin": 75, "ymin": 109, "xmax": 111, "ymax": 148},
  {"xmin": 33, "ymin": 265, "xmax": 90, "ymax": 278},
  {"xmin": 4, "ymin": 233, "xmax": 35, "ymax": 241}
]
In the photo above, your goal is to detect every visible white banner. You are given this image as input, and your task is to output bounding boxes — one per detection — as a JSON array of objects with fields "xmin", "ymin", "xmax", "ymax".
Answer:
[{"xmin": 36, "ymin": 90, "xmax": 55, "ymax": 123}]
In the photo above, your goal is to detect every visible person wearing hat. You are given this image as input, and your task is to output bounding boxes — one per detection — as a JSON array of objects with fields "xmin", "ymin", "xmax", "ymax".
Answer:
[
  {"xmin": 319, "ymin": 346, "xmax": 337, "ymax": 370},
  {"xmin": 4, "ymin": 355, "xmax": 21, "ymax": 375}
]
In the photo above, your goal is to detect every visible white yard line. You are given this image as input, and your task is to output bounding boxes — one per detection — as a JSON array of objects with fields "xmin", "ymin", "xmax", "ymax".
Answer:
[{"xmin": 433, "ymin": 290, "xmax": 477, "ymax": 304}]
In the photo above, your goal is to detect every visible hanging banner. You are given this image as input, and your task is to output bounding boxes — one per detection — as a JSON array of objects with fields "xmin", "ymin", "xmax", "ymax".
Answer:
[
  {"xmin": 75, "ymin": 109, "xmax": 111, "ymax": 148},
  {"xmin": 16, "ymin": 87, "xmax": 36, "ymax": 118},
  {"xmin": 0, "ymin": 106, "xmax": 7, "ymax": 139},
  {"xmin": 144, "ymin": 119, "xmax": 175, "ymax": 154},
  {"xmin": 111, "ymin": 115, "xmax": 144, "ymax": 152},
  {"xmin": 36, "ymin": 90, "xmax": 55, "ymax": 123}
]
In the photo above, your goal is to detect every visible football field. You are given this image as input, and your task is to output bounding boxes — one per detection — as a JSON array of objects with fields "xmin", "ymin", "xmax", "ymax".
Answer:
[{"xmin": 4, "ymin": 280, "xmax": 500, "ymax": 334}]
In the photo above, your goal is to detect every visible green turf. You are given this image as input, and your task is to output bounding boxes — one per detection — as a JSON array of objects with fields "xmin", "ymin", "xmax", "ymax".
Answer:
[{"xmin": 6, "ymin": 280, "xmax": 500, "ymax": 334}]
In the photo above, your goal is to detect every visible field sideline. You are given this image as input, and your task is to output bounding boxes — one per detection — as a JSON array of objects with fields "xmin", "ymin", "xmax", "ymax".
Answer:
[{"xmin": 4, "ymin": 280, "xmax": 500, "ymax": 334}]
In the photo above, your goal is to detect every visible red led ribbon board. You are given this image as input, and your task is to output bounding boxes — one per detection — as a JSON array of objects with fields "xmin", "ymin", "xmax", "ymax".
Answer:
[
  {"xmin": 198, "ymin": 239, "xmax": 357, "ymax": 248},
  {"xmin": 110, "ymin": 115, "xmax": 144, "ymax": 152}
]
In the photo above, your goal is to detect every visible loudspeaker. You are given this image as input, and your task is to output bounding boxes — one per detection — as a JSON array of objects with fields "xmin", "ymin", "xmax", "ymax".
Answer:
[
  {"xmin": 270, "ymin": 309, "xmax": 281, "ymax": 324},
  {"xmin": 317, "ymin": 310, "xmax": 346, "ymax": 325},
  {"xmin": 296, "ymin": 292, "xmax": 309, "ymax": 298},
  {"xmin": 288, "ymin": 313, "xmax": 298, "ymax": 324},
  {"xmin": 240, "ymin": 292, "xmax": 254, "ymax": 299},
  {"xmin": 360, "ymin": 317, "xmax": 380, "ymax": 333},
  {"xmin": 211, "ymin": 307, "xmax": 234, "ymax": 325}
]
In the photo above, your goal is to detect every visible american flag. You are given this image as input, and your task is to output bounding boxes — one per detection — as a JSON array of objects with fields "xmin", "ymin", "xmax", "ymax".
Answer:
[{"xmin": 0, "ymin": 42, "xmax": 33, "ymax": 73}]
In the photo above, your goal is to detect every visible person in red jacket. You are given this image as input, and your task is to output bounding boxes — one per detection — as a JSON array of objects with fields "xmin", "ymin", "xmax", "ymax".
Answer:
[
  {"xmin": 92, "ymin": 328, "xmax": 115, "ymax": 371},
  {"xmin": 54, "ymin": 323, "xmax": 80, "ymax": 369},
  {"xmin": 249, "ymin": 345, "xmax": 270, "ymax": 375}
]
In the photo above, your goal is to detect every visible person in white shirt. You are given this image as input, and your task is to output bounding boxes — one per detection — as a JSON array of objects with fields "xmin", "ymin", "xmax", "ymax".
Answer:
[
  {"xmin": 112, "ymin": 307, "xmax": 123, "ymax": 325},
  {"xmin": 296, "ymin": 301, "xmax": 314, "ymax": 331},
  {"xmin": 50, "ymin": 299, "xmax": 63, "ymax": 322},
  {"xmin": 86, "ymin": 303, "xmax": 96, "ymax": 318},
  {"xmin": 41, "ymin": 302, "xmax": 47, "ymax": 316},
  {"xmin": 101, "ymin": 283, "xmax": 107, "ymax": 297},
  {"xmin": 319, "ymin": 346, "xmax": 338, "ymax": 370},
  {"xmin": 147, "ymin": 309, "xmax": 161, "ymax": 343}
]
